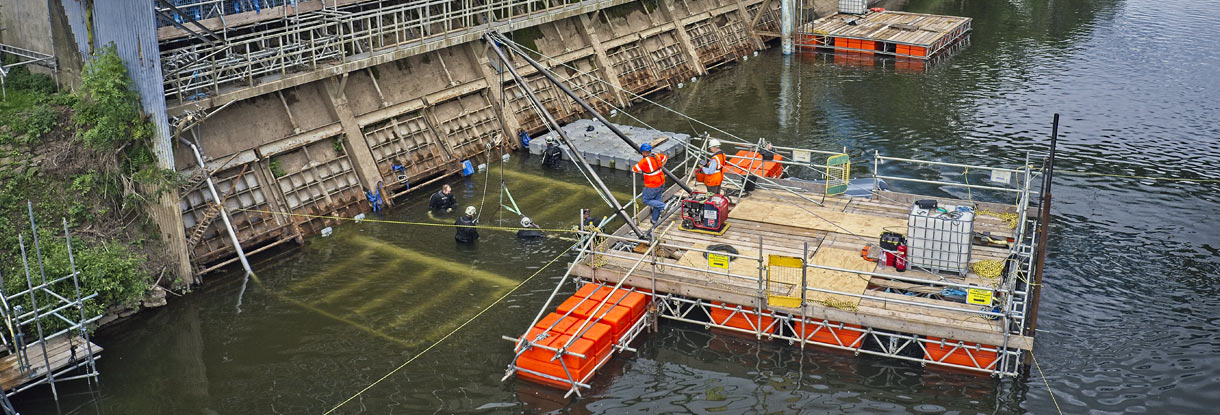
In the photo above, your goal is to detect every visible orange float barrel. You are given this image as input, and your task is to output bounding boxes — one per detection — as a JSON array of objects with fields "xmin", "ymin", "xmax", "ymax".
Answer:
[
  {"xmin": 556, "ymin": 296, "xmax": 635, "ymax": 341},
  {"xmin": 516, "ymin": 309, "xmax": 616, "ymax": 389},
  {"xmin": 573, "ymin": 284, "xmax": 648, "ymax": 320},
  {"xmin": 924, "ymin": 337, "xmax": 998, "ymax": 369},
  {"xmin": 859, "ymin": 40, "xmax": 875, "ymax": 54},
  {"xmin": 515, "ymin": 334, "xmax": 610, "ymax": 389},
  {"xmin": 708, "ymin": 301, "xmax": 776, "ymax": 334},
  {"xmin": 792, "ymin": 321, "xmax": 864, "ymax": 348}
]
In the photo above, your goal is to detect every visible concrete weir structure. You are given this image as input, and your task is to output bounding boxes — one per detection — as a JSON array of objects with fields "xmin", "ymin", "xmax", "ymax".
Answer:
[{"xmin": 0, "ymin": 0, "xmax": 804, "ymax": 280}]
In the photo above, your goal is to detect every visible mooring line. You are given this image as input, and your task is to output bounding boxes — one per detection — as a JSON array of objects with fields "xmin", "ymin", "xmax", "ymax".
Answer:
[
  {"xmin": 1030, "ymin": 350, "xmax": 1064, "ymax": 415},
  {"xmin": 234, "ymin": 208, "xmax": 583, "ymax": 234},
  {"xmin": 321, "ymin": 243, "xmax": 576, "ymax": 415}
]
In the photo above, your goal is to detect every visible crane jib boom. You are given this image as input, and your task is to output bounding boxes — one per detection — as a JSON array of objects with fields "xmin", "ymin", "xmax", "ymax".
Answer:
[
  {"xmin": 483, "ymin": 34, "xmax": 648, "ymax": 239},
  {"xmin": 488, "ymin": 32, "xmax": 694, "ymax": 195}
]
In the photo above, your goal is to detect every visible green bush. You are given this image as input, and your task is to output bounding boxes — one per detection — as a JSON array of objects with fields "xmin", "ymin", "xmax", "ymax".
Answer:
[
  {"xmin": 0, "ymin": 103, "xmax": 57, "ymax": 146},
  {"xmin": 1, "ymin": 65, "xmax": 57, "ymax": 95},
  {"xmin": 0, "ymin": 43, "xmax": 162, "ymax": 332},
  {"xmin": 2, "ymin": 228, "xmax": 149, "ymax": 334},
  {"xmin": 74, "ymin": 44, "xmax": 150, "ymax": 150}
]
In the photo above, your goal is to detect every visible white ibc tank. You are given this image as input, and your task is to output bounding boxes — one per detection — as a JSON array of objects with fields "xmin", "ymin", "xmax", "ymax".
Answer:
[
  {"xmin": 906, "ymin": 203, "xmax": 975, "ymax": 276},
  {"xmin": 839, "ymin": 0, "xmax": 867, "ymax": 15}
]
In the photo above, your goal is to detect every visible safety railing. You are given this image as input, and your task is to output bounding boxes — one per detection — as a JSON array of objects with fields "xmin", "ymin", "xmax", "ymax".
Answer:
[
  {"xmin": 578, "ymin": 231, "xmax": 1013, "ymax": 317},
  {"xmin": 160, "ymin": 0, "xmax": 635, "ymax": 102}
]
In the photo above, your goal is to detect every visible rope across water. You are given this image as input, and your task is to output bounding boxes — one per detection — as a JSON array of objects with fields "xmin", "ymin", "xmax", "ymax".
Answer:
[{"xmin": 321, "ymin": 242, "xmax": 578, "ymax": 414}]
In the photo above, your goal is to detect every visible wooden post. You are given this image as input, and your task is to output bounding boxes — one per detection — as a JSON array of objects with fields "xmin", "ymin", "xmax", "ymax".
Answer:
[
  {"xmin": 757, "ymin": 235, "xmax": 764, "ymax": 340},
  {"xmin": 1024, "ymin": 113, "xmax": 1058, "ymax": 363},
  {"xmin": 800, "ymin": 241, "xmax": 807, "ymax": 350}
]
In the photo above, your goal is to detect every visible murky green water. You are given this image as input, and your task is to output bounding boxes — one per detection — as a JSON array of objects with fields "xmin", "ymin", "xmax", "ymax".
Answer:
[{"xmin": 15, "ymin": 0, "xmax": 1220, "ymax": 413}]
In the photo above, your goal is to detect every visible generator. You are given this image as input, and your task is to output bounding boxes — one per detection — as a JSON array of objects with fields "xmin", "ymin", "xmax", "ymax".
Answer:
[{"xmin": 680, "ymin": 192, "xmax": 731, "ymax": 232}]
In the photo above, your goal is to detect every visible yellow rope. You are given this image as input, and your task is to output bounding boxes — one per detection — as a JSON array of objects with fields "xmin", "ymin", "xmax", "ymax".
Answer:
[
  {"xmin": 322, "ymin": 242, "xmax": 576, "ymax": 415},
  {"xmin": 236, "ymin": 208, "xmax": 583, "ymax": 234},
  {"xmin": 970, "ymin": 259, "xmax": 1005, "ymax": 280},
  {"xmin": 976, "ymin": 209, "xmax": 1019, "ymax": 229},
  {"xmin": 817, "ymin": 298, "xmax": 859, "ymax": 312},
  {"xmin": 1030, "ymin": 350, "xmax": 1065, "ymax": 415}
]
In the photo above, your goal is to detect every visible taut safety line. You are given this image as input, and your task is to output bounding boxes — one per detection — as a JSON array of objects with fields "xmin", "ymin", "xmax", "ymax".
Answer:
[
  {"xmin": 322, "ymin": 242, "xmax": 577, "ymax": 414},
  {"xmin": 234, "ymin": 208, "xmax": 583, "ymax": 234}
]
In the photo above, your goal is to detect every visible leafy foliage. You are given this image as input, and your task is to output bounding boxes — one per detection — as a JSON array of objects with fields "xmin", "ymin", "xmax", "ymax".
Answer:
[
  {"xmin": 0, "ymin": 43, "xmax": 175, "ymax": 333},
  {"xmin": 74, "ymin": 44, "xmax": 151, "ymax": 149}
]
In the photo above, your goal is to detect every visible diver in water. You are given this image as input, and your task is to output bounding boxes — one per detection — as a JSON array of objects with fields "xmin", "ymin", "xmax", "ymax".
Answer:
[
  {"xmin": 429, "ymin": 184, "xmax": 457, "ymax": 212},
  {"xmin": 541, "ymin": 136, "xmax": 564, "ymax": 168},
  {"xmin": 516, "ymin": 216, "xmax": 544, "ymax": 239},
  {"xmin": 455, "ymin": 206, "xmax": 480, "ymax": 243}
]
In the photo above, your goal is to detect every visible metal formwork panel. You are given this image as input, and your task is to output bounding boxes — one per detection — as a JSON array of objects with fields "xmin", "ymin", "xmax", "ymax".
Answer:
[
  {"xmin": 505, "ymin": 74, "xmax": 567, "ymax": 134},
  {"xmin": 608, "ymin": 43, "xmax": 658, "ymax": 95},
  {"xmin": 270, "ymin": 139, "xmax": 365, "ymax": 235},
  {"xmin": 180, "ymin": 162, "xmax": 284, "ymax": 263},
  {"xmin": 687, "ymin": 20, "xmax": 729, "ymax": 66},
  {"xmin": 362, "ymin": 112, "xmax": 449, "ymax": 191},
  {"xmin": 646, "ymin": 32, "xmax": 691, "ymax": 84},
  {"xmin": 430, "ymin": 92, "xmax": 502, "ymax": 162}
]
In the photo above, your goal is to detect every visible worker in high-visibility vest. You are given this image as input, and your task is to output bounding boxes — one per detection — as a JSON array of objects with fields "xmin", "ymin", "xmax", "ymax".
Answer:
[
  {"xmin": 700, "ymin": 139, "xmax": 726, "ymax": 194},
  {"xmin": 632, "ymin": 143, "xmax": 668, "ymax": 225}
]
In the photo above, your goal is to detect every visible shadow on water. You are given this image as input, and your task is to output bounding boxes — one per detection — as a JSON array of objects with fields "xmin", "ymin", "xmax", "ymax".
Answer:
[{"xmin": 13, "ymin": 0, "xmax": 1220, "ymax": 413}]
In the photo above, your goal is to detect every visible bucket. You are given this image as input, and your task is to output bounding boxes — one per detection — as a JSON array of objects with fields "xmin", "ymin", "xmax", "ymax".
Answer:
[{"xmin": 460, "ymin": 160, "xmax": 475, "ymax": 176}]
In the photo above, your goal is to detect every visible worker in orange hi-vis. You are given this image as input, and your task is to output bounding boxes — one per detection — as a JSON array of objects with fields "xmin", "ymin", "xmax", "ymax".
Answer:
[
  {"xmin": 699, "ymin": 139, "xmax": 726, "ymax": 194},
  {"xmin": 632, "ymin": 143, "xmax": 668, "ymax": 225}
]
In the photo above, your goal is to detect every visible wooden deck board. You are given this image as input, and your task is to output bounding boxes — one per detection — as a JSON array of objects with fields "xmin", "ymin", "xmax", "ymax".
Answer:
[
  {"xmin": 807, "ymin": 11, "xmax": 971, "ymax": 47},
  {"xmin": 586, "ymin": 178, "xmax": 1035, "ymax": 349},
  {"xmin": 0, "ymin": 336, "xmax": 101, "ymax": 392}
]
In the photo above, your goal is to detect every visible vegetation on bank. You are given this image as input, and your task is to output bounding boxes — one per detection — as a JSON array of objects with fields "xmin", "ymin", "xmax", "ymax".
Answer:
[{"xmin": 0, "ymin": 45, "xmax": 176, "ymax": 331}]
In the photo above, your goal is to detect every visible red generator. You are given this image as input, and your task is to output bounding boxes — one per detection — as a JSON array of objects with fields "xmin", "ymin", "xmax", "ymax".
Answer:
[{"xmin": 680, "ymin": 192, "xmax": 731, "ymax": 232}]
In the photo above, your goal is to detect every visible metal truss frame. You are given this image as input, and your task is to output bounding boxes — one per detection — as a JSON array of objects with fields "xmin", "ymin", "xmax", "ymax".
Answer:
[{"xmin": 158, "ymin": 0, "xmax": 639, "ymax": 102}]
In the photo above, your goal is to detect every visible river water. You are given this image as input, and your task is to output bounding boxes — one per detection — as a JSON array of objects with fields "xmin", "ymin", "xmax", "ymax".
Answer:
[{"xmin": 15, "ymin": 0, "xmax": 1220, "ymax": 413}]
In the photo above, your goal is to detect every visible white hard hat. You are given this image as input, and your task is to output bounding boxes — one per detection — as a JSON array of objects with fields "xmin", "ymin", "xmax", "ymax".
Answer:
[
  {"xmin": 520, "ymin": 216, "xmax": 533, "ymax": 227},
  {"xmin": 465, "ymin": 206, "xmax": 477, "ymax": 216},
  {"xmin": 708, "ymin": 139, "xmax": 721, "ymax": 148}
]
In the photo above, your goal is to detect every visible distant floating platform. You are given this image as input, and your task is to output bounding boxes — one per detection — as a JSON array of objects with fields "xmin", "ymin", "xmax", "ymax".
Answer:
[{"xmin": 795, "ymin": 11, "xmax": 972, "ymax": 60}]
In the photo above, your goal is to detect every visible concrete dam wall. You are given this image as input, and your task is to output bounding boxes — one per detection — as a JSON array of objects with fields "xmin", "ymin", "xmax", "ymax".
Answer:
[{"xmin": 170, "ymin": 0, "xmax": 788, "ymax": 275}]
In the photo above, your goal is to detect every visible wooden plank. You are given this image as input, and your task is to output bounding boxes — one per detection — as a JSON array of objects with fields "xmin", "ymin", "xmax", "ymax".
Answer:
[
  {"xmin": 1, "ymin": 336, "xmax": 101, "ymax": 391},
  {"xmin": 730, "ymin": 197, "xmax": 906, "ymax": 237},
  {"xmin": 573, "ymin": 263, "xmax": 1032, "ymax": 349},
  {"xmin": 792, "ymin": 247, "xmax": 876, "ymax": 306}
]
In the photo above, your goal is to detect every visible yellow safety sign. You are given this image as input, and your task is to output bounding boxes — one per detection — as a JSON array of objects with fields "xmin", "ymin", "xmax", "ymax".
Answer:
[
  {"xmin": 707, "ymin": 253, "xmax": 730, "ymax": 270},
  {"xmin": 966, "ymin": 288, "xmax": 993, "ymax": 306}
]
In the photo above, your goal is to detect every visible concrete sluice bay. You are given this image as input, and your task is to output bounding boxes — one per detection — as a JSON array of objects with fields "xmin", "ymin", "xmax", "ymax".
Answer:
[{"xmin": 13, "ymin": 0, "xmax": 1220, "ymax": 413}]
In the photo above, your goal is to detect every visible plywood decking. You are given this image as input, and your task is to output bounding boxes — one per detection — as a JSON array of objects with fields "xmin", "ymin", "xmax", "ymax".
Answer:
[
  {"xmin": 793, "ymin": 247, "xmax": 876, "ymax": 307},
  {"xmin": 809, "ymin": 12, "xmax": 971, "ymax": 47},
  {"xmin": 0, "ymin": 336, "xmax": 101, "ymax": 392},
  {"xmin": 573, "ymin": 186, "xmax": 1032, "ymax": 349},
  {"xmin": 795, "ymin": 11, "xmax": 972, "ymax": 59}
]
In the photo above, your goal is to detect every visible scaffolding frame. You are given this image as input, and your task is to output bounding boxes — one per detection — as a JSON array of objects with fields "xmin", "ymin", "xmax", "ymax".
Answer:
[
  {"xmin": 562, "ymin": 150, "xmax": 1042, "ymax": 378},
  {"xmin": 0, "ymin": 43, "xmax": 58, "ymax": 101},
  {"xmin": 158, "ymin": 0, "xmax": 640, "ymax": 103},
  {"xmin": 1, "ymin": 203, "xmax": 102, "ymax": 404}
]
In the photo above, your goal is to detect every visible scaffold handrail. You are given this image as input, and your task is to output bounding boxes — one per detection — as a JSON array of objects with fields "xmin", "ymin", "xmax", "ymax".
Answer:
[{"xmin": 645, "ymin": 290, "xmax": 1024, "ymax": 376}]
